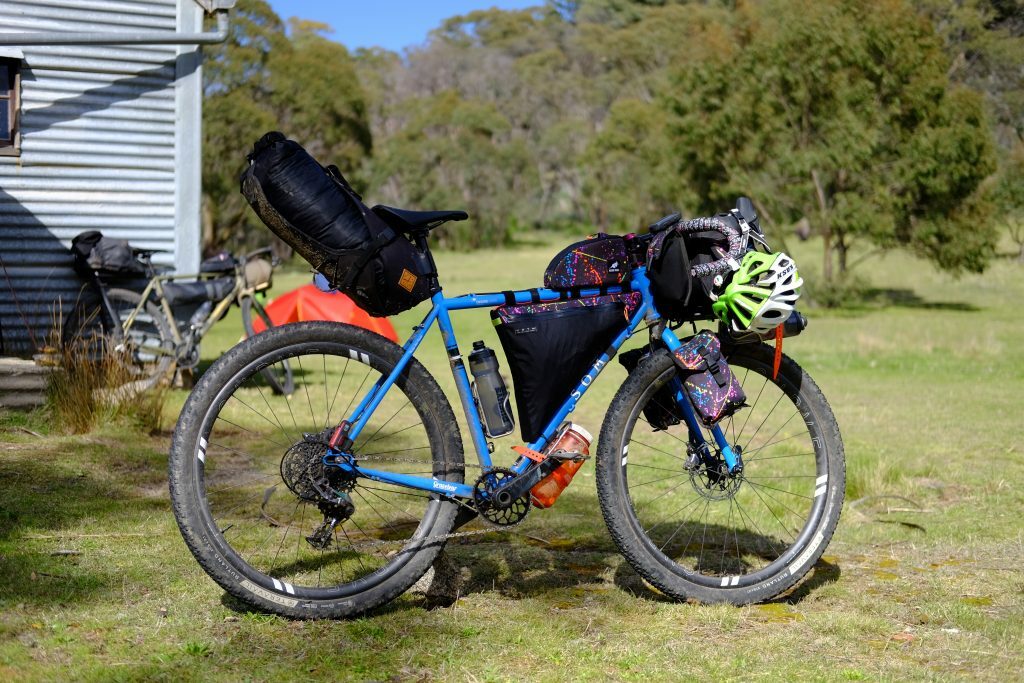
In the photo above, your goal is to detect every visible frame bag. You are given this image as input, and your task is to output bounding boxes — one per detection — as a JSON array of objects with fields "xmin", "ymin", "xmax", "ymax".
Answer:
[
  {"xmin": 492, "ymin": 292, "xmax": 640, "ymax": 442},
  {"xmin": 240, "ymin": 132, "xmax": 432, "ymax": 317},
  {"xmin": 672, "ymin": 331, "xmax": 746, "ymax": 426},
  {"xmin": 543, "ymin": 234, "xmax": 628, "ymax": 291}
]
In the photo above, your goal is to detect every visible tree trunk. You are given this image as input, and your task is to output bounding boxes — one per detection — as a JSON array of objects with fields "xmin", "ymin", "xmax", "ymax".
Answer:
[
  {"xmin": 837, "ymin": 234, "xmax": 848, "ymax": 275},
  {"xmin": 823, "ymin": 232, "xmax": 833, "ymax": 282},
  {"xmin": 811, "ymin": 169, "xmax": 833, "ymax": 282}
]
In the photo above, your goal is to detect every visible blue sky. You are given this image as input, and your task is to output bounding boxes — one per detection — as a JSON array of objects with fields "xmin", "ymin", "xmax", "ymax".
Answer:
[{"xmin": 266, "ymin": 1, "xmax": 542, "ymax": 52}]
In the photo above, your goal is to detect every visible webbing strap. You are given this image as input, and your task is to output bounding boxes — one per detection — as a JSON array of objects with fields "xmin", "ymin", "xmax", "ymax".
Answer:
[
  {"xmin": 773, "ymin": 324, "xmax": 784, "ymax": 380},
  {"xmin": 513, "ymin": 445, "xmax": 546, "ymax": 463},
  {"xmin": 337, "ymin": 227, "xmax": 396, "ymax": 289}
]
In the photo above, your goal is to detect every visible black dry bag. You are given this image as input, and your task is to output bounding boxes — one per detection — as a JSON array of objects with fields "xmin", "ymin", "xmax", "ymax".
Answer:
[{"xmin": 240, "ymin": 132, "xmax": 433, "ymax": 317}]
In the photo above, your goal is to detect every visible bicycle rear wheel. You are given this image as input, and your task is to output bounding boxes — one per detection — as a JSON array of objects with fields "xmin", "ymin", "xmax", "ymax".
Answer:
[
  {"xmin": 596, "ymin": 343, "xmax": 844, "ymax": 604},
  {"xmin": 169, "ymin": 321, "xmax": 464, "ymax": 618}
]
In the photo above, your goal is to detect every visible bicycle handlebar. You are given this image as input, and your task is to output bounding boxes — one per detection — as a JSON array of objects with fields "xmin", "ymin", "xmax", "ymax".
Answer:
[{"xmin": 672, "ymin": 216, "xmax": 745, "ymax": 278}]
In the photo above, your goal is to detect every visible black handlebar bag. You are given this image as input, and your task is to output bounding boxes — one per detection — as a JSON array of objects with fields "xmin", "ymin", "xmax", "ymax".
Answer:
[
  {"xmin": 240, "ymin": 132, "xmax": 433, "ymax": 317},
  {"xmin": 647, "ymin": 215, "xmax": 735, "ymax": 321}
]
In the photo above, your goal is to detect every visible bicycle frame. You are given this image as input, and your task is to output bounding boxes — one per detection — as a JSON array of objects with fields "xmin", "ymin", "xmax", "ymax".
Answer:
[
  {"xmin": 105, "ymin": 254, "xmax": 269, "ymax": 354},
  {"xmin": 329, "ymin": 266, "xmax": 741, "ymax": 499}
]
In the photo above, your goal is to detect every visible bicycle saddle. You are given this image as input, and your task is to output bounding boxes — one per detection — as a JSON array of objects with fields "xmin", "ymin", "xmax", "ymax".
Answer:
[{"xmin": 371, "ymin": 205, "xmax": 469, "ymax": 233}]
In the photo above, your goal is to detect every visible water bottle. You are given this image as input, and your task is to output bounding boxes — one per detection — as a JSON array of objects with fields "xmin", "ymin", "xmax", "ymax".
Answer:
[
  {"xmin": 530, "ymin": 422, "xmax": 592, "ymax": 509},
  {"xmin": 468, "ymin": 341, "xmax": 515, "ymax": 438}
]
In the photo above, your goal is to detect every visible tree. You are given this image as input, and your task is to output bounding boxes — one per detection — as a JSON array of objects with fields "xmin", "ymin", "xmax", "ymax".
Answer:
[
  {"xmin": 666, "ymin": 0, "xmax": 997, "ymax": 282},
  {"xmin": 993, "ymin": 143, "xmax": 1024, "ymax": 261},
  {"xmin": 201, "ymin": 1, "xmax": 371, "ymax": 253},
  {"xmin": 369, "ymin": 91, "xmax": 536, "ymax": 248},
  {"xmin": 913, "ymin": 0, "xmax": 1024, "ymax": 147}
]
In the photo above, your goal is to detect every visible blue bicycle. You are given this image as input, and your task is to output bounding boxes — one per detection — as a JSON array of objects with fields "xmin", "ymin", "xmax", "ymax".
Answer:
[{"xmin": 169, "ymin": 209, "xmax": 844, "ymax": 618}]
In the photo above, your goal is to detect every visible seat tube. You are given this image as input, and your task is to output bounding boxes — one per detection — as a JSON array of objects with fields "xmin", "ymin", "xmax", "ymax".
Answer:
[{"xmin": 435, "ymin": 294, "xmax": 493, "ymax": 469}]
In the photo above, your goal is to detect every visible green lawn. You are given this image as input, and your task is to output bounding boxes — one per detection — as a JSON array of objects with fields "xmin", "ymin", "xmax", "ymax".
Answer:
[{"xmin": 1, "ymin": 236, "xmax": 1022, "ymax": 681}]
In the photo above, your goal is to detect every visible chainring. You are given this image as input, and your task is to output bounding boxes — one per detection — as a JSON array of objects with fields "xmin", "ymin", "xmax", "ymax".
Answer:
[{"xmin": 473, "ymin": 467, "xmax": 530, "ymax": 527}]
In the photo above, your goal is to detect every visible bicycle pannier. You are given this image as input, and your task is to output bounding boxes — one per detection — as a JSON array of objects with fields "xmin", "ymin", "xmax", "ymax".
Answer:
[
  {"xmin": 544, "ymin": 234, "xmax": 628, "ymax": 291},
  {"xmin": 647, "ymin": 216, "xmax": 735, "ymax": 321},
  {"xmin": 240, "ymin": 132, "xmax": 432, "ymax": 316},
  {"xmin": 492, "ymin": 292, "xmax": 640, "ymax": 442},
  {"xmin": 673, "ymin": 331, "xmax": 745, "ymax": 426},
  {"xmin": 71, "ymin": 230, "xmax": 145, "ymax": 278}
]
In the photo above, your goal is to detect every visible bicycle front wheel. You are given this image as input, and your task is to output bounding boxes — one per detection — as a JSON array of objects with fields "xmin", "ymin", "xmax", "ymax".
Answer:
[
  {"xmin": 240, "ymin": 295, "xmax": 294, "ymax": 395},
  {"xmin": 169, "ymin": 321, "xmax": 464, "ymax": 618},
  {"xmin": 597, "ymin": 343, "xmax": 844, "ymax": 604}
]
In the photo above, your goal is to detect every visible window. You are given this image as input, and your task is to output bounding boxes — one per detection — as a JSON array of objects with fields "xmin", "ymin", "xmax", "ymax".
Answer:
[{"xmin": 0, "ymin": 57, "xmax": 20, "ymax": 156}]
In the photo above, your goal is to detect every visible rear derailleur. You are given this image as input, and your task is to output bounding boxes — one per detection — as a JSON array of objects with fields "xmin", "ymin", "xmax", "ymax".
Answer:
[{"xmin": 279, "ymin": 431, "xmax": 357, "ymax": 550}]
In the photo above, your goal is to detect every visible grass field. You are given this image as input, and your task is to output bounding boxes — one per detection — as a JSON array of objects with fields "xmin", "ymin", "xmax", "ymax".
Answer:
[{"xmin": 1, "ymin": 235, "xmax": 1022, "ymax": 681}]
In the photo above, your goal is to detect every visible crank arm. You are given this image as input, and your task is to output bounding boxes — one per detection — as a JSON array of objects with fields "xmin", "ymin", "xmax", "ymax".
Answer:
[{"xmin": 493, "ymin": 457, "xmax": 563, "ymax": 502}]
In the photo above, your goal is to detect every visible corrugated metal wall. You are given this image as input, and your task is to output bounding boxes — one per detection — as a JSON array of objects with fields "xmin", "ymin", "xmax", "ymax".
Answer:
[{"xmin": 0, "ymin": 0, "xmax": 201, "ymax": 354}]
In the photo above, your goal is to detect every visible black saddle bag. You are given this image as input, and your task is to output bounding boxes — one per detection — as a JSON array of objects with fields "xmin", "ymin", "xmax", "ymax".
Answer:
[
  {"xmin": 240, "ymin": 132, "xmax": 433, "ymax": 316},
  {"xmin": 71, "ymin": 231, "xmax": 145, "ymax": 279}
]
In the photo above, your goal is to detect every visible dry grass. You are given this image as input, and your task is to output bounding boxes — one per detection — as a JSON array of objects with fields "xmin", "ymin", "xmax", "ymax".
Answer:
[{"xmin": 45, "ymin": 321, "xmax": 167, "ymax": 435}]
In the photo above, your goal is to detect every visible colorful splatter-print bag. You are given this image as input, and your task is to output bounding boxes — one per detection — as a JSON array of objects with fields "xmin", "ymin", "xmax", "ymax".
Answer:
[
  {"xmin": 673, "ymin": 331, "xmax": 746, "ymax": 426},
  {"xmin": 544, "ymin": 234, "xmax": 628, "ymax": 291}
]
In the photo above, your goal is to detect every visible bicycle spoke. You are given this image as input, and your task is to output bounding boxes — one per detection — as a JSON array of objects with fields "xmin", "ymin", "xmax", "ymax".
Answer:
[{"xmin": 296, "ymin": 355, "xmax": 318, "ymax": 430}]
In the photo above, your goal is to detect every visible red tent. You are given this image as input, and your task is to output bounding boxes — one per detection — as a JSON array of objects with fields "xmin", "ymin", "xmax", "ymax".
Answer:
[{"xmin": 251, "ymin": 284, "xmax": 399, "ymax": 342}]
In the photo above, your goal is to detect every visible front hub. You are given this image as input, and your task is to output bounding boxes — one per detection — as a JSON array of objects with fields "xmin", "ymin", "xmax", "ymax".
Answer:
[{"xmin": 685, "ymin": 442, "xmax": 744, "ymax": 501}]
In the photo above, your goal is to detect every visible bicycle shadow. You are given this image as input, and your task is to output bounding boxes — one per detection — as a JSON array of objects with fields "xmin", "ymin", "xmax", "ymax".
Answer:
[
  {"xmin": 611, "ymin": 552, "xmax": 841, "ymax": 605},
  {"xmin": 425, "ymin": 519, "xmax": 840, "ymax": 609}
]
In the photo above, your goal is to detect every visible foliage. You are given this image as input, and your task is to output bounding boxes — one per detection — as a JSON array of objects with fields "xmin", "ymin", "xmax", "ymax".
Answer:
[
  {"xmin": 913, "ymin": 0, "xmax": 1024, "ymax": 146},
  {"xmin": 45, "ymin": 334, "xmax": 166, "ymax": 435},
  {"xmin": 201, "ymin": 1, "xmax": 371, "ymax": 254},
  {"xmin": 992, "ymin": 142, "xmax": 1024, "ymax": 260},
  {"xmin": 665, "ymin": 0, "xmax": 997, "ymax": 281},
  {"xmin": 200, "ymin": 0, "xmax": 1019, "ymax": 274}
]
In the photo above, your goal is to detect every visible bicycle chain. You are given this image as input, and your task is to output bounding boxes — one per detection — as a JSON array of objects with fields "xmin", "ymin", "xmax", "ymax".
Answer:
[{"xmin": 331, "ymin": 454, "xmax": 529, "ymax": 552}]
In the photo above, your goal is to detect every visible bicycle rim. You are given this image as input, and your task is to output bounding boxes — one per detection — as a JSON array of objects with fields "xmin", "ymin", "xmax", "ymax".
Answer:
[
  {"xmin": 620, "ymin": 349, "xmax": 832, "ymax": 588},
  {"xmin": 190, "ymin": 339, "xmax": 461, "ymax": 599}
]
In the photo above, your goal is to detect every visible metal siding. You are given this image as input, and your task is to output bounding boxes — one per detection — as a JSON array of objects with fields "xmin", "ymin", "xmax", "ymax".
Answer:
[{"xmin": 0, "ymin": 0, "xmax": 197, "ymax": 355}]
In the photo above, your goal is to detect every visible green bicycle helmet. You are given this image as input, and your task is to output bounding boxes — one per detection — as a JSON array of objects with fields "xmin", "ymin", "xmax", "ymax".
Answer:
[{"xmin": 712, "ymin": 251, "xmax": 802, "ymax": 335}]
